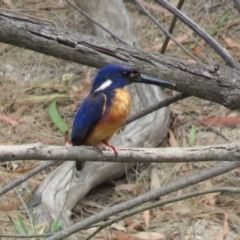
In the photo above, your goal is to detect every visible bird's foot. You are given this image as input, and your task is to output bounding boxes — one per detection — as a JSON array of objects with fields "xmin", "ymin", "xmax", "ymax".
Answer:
[
  {"xmin": 102, "ymin": 141, "xmax": 118, "ymax": 157},
  {"xmin": 95, "ymin": 145, "xmax": 104, "ymax": 154}
]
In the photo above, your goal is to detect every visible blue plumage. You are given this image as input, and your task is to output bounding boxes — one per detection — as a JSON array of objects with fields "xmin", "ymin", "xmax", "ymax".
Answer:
[
  {"xmin": 90, "ymin": 64, "xmax": 133, "ymax": 93},
  {"xmin": 71, "ymin": 64, "xmax": 174, "ymax": 170},
  {"xmin": 71, "ymin": 92, "xmax": 106, "ymax": 145},
  {"xmin": 72, "ymin": 64, "xmax": 133, "ymax": 146}
]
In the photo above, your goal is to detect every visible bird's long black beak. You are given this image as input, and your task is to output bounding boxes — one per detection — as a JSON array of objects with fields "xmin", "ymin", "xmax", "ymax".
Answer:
[{"xmin": 133, "ymin": 74, "xmax": 175, "ymax": 87}]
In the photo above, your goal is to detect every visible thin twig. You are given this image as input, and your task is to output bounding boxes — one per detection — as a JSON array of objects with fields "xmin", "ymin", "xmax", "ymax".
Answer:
[
  {"xmin": 46, "ymin": 161, "xmax": 240, "ymax": 240},
  {"xmin": 0, "ymin": 7, "xmax": 53, "ymax": 24},
  {"xmin": 179, "ymin": 29, "xmax": 213, "ymax": 65},
  {"xmin": 85, "ymin": 227, "xmax": 103, "ymax": 240},
  {"xmin": 13, "ymin": 9, "xmax": 67, "ymax": 28},
  {"xmin": 125, "ymin": 93, "xmax": 186, "ymax": 126},
  {"xmin": 134, "ymin": 0, "xmax": 200, "ymax": 63},
  {"xmin": 0, "ymin": 233, "xmax": 52, "ymax": 238},
  {"xmin": 181, "ymin": 109, "xmax": 232, "ymax": 142},
  {"xmin": 161, "ymin": 0, "xmax": 185, "ymax": 54},
  {"xmin": 66, "ymin": 0, "xmax": 129, "ymax": 45},
  {"xmin": 87, "ymin": 186, "xmax": 240, "ymax": 239},
  {"xmin": 155, "ymin": 0, "xmax": 239, "ymax": 68},
  {"xmin": 0, "ymin": 160, "xmax": 56, "ymax": 197}
]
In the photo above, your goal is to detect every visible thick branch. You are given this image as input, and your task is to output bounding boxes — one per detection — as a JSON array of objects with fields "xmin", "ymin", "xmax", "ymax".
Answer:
[
  {"xmin": 0, "ymin": 10, "xmax": 240, "ymax": 109},
  {"xmin": 1, "ymin": 143, "xmax": 240, "ymax": 162}
]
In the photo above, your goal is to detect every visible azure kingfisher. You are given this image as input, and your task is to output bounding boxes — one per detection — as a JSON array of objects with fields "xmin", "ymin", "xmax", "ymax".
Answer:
[{"xmin": 71, "ymin": 64, "xmax": 174, "ymax": 170}]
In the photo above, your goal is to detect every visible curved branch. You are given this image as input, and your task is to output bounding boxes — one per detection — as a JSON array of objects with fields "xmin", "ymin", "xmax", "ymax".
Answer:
[{"xmin": 155, "ymin": 0, "xmax": 239, "ymax": 68}]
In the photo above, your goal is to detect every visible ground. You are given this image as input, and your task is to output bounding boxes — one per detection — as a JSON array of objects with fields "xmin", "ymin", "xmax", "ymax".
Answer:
[{"xmin": 1, "ymin": 0, "xmax": 240, "ymax": 239}]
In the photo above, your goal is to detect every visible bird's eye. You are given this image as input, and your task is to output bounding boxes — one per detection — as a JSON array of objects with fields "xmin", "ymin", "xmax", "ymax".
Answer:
[
  {"xmin": 122, "ymin": 71, "xmax": 129, "ymax": 77},
  {"xmin": 122, "ymin": 70, "xmax": 140, "ymax": 78}
]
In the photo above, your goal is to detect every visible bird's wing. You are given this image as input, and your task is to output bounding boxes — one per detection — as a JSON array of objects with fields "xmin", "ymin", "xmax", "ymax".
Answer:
[{"xmin": 71, "ymin": 92, "xmax": 106, "ymax": 145}]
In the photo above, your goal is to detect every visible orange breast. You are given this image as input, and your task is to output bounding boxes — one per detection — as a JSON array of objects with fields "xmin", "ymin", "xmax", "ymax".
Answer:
[{"xmin": 84, "ymin": 88, "xmax": 131, "ymax": 145}]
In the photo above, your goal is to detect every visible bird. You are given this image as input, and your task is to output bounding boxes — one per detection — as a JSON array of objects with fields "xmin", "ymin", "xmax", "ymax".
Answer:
[{"xmin": 71, "ymin": 64, "xmax": 175, "ymax": 170}]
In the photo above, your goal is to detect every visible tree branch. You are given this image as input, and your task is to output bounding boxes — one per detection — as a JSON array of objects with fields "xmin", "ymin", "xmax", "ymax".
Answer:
[
  {"xmin": 134, "ymin": 0, "xmax": 200, "ymax": 63},
  {"xmin": 66, "ymin": 0, "xmax": 129, "ymax": 45},
  {"xmin": 155, "ymin": 0, "xmax": 239, "ymax": 68},
  {"xmin": 161, "ymin": 0, "xmax": 185, "ymax": 54},
  {"xmin": 0, "ymin": 160, "xmax": 56, "ymax": 197},
  {"xmin": 0, "ymin": 9, "xmax": 240, "ymax": 109},
  {"xmin": 0, "ymin": 233, "xmax": 52, "ymax": 239},
  {"xmin": 125, "ymin": 93, "xmax": 186, "ymax": 125},
  {"xmin": 179, "ymin": 108, "xmax": 232, "ymax": 142},
  {"xmin": 46, "ymin": 161, "xmax": 240, "ymax": 240},
  {"xmin": 87, "ymin": 186, "xmax": 240, "ymax": 239},
  {"xmin": 1, "ymin": 143, "xmax": 240, "ymax": 163}
]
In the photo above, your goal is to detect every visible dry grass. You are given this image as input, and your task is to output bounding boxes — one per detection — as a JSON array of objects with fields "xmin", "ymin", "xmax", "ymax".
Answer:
[{"xmin": 1, "ymin": 0, "xmax": 240, "ymax": 239}]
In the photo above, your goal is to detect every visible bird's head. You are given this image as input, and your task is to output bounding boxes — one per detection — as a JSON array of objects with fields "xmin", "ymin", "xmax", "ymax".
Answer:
[{"xmin": 90, "ymin": 64, "xmax": 174, "ymax": 93}]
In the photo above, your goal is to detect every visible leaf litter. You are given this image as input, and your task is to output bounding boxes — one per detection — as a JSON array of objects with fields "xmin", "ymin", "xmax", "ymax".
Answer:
[{"xmin": 1, "ymin": 0, "xmax": 240, "ymax": 239}]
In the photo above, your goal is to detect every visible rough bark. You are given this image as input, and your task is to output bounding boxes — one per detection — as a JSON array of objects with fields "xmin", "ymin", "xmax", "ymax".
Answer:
[
  {"xmin": 1, "ymin": 143, "xmax": 240, "ymax": 163},
  {"xmin": 0, "ymin": 9, "xmax": 240, "ymax": 109}
]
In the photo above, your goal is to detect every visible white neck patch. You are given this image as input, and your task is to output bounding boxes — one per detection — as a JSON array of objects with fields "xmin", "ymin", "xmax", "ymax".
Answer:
[{"xmin": 94, "ymin": 79, "xmax": 112, "ymax": 92}]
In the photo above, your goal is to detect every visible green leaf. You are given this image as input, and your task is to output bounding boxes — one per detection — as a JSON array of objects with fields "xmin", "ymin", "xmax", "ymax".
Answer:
[
  {"xmin": 191, "ymin": 10, "xmax": 230, "ymax": 49},
  {"xmin": 51, "ymin": 218, "xmax": 62, "ymax": 232},
  {"xmin": 18, "ymin": 215, "xmax": 28, "ymax": 234},
  {"xmin": 219, "ymin": 10, "xmax": 230, "ymax": 25},
  {"xmin": 12, "ymin": 215, "xmax": 28, "ymax": 234},
  {"xmin": 189, "ymin": 125, "xmax": 197, "ymax": 147},
  {"xmin": 48, "ymin": 98, "xmax": 68, "ymax": 133}
]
